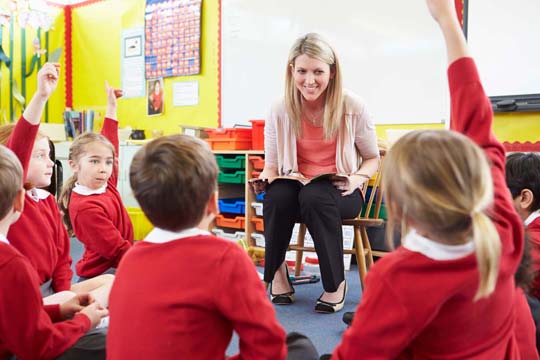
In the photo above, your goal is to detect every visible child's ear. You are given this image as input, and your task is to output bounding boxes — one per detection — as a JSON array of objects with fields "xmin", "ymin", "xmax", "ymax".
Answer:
[
  {"xmin": 519, "ymin": 189, "xmax": 534, "ymax": 211},
  {"xmin": 13, "ymin": 188, "xmax": 25, "ymax": 213},
  {"xmin": 207, "ymin": 191, "xmax": 219, "ymax": 216},
  {"xmin": 68, "ymin": 159, "xmax": 78, "ymax": 172}
]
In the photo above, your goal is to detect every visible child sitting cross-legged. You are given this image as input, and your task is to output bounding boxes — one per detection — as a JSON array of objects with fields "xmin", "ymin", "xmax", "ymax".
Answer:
[{"xmin": 107, "ymin": 135, "xmax": 296, "ymax": 359}]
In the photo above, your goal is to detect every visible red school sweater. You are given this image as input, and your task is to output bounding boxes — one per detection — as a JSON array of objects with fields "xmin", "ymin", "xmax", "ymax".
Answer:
[
  {"xmin": 332, "ymin": 58, "xmax": 524, "ymax": 359},
  {"xmin": 0, "ymin": 242, "xmax": 90, "ymax": 360},
  {"xmin": 70, "ymin": 118, "xmax": 134, "ymax": 278},
  {"xmin": 527, "ymin": 217, "xmax": 540, "ymax": 299},
  {"xmin": 107, "ymin": 234, "xmax": 287, "ymax": 360},
  {"xmin": 6, "ymin": 118, "xmax": 73, "ymax": 291}
]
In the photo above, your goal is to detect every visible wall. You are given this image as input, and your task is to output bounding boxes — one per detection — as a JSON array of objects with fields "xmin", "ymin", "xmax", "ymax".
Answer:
[
  {"xmin": 71, "ymin": 0, "xmax": 219, "ymax": 135},
  {"xmin": 0, "ymin": 8, "xmax": 65, "ymax": 125},
  {"xmin": 1, "ymin": 1, "xmax": 538, "ymax": 144}
]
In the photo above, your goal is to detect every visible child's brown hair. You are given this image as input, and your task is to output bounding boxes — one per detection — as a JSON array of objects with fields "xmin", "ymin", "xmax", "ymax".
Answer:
[
  {"xmin": 58, "ymin": 132, "xmax": 115, "ymax": 234},
  {"xmin": 383, "ymin": 129, "xmax": 501, "ymax": 301},
  {"xmin": 129, "ymin": 134, "xmax": 218, "ymax": 231},
  {"xmin": 0, "ymin": 145, "xmax": 23, "ymax": 219}
]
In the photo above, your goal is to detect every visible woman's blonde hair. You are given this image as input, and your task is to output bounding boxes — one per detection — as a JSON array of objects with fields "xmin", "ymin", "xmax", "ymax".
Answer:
[
  {"xmin": 383, "ymin": 130, "xmax": 500, "ymax": 301},
  {"xmin": 58, "ymin": 132, "xmax": 115, "ymax": 235},
  {"xmin": 285, "ymin": 33, "xmax": 344, "ymax": 140}
]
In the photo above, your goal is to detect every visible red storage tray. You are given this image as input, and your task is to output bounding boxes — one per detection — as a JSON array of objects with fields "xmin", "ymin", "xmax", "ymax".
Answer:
[
  {"xmin": 248, "ymin": 155, "xmax": 265, "ymax": 170},
  {"xmin": 251, "ymin": 216, "xmax": 265, "ymax": 231},
  {"xmin": 215, "ymin": 214, "xmax": 245, "ymax": 229},
  {"xmin": 206, "ymin": 139, "xmax": 252, "ymax": 150},
  {"xmin": 249, "ymin": 120, "xmax": 265, "ymax": 150},
  {"xmin": 204, "ymin": 128, "xmax": 252, "ymax": 140}
]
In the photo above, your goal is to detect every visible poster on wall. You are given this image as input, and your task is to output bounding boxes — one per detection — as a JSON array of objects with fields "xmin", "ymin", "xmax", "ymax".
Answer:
[
  {"xmin": 121, "ymin": 27, "xmax": 146, "ymax": 98},
  {"xmin": 144, "ymin": 0, "xmax": 202, "ymax": 78},
  {"xmin": 147, "ymin": 78, "xmax": 164, "ymax": 116}
]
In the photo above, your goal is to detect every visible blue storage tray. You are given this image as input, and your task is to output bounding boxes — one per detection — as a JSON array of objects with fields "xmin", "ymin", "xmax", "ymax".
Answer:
[{"xmin": 218, "ymin": 197, "xmax": 246, "ymax": 215}]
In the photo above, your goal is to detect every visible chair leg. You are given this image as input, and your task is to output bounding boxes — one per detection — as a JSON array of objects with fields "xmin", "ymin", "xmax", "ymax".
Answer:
[
  {"xmin": 295, "ymin": 224, "xmax": 306, "ymax": 277},
  {"xmin": 361, "ymin": 227, "xmax": 374, "ymax": 268},
  {"xmin": 354, "ymin": 226, "xmax": 367, "ymax": 288}
]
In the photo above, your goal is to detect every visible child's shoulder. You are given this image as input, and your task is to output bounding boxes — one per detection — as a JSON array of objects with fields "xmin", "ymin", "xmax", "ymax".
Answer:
[{"xmin": 0, "ymin": 242, "xmax": 25, "ymax": 269}]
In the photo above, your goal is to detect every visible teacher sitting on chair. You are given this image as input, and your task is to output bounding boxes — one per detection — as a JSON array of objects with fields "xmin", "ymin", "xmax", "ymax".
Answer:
[{"xmin": 258, "ymin": 33, "xmax": 380, "ymax": 313}]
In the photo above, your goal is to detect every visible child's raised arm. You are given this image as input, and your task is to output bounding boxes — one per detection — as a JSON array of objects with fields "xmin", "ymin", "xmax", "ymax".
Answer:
[
  {"xmin": 6, "ymin": 63, "xmax": 59, "ymax": 178},
  {"xmin": 102, "ymin": 81, "xmax": 122, "ymax": 186}
]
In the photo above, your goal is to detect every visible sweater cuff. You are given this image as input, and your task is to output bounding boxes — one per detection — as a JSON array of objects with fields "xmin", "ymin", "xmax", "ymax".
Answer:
[
  {"xmin": 102, "ymin": 117, "xmax": 118, "ymax": 133},
  {"xmin": 447, "ymin": 57, "xmax": 480, "ymax": 95},
  {"xmin": 43, "ymin": 304, "xmax": 62, "ymax": 322},
  {"xmin": 74, "ymin": 312, "xmax": 92, "ymax": 332}
]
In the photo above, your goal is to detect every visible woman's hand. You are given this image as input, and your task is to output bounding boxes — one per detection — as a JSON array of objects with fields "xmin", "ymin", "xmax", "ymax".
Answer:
[
  {"xmin": 36, "ymin": 63, "xmax": 60, "ymax": 100},
  {"xmin": 332, "ymin": 174, "xmax": 369, "ymax": 196}
]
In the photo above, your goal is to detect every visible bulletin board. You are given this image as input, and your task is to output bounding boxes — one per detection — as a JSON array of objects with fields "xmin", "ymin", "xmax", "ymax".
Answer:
[
  {"xmin": 465, "ymin": 0, "xmax": 540, "ymax": 111},
  {"xmin": 220, "ymin": 0, "xmax": 450, "ymax": 127},
  {"xmin": 145, "ymin": 0, "xmax": 201, "ymax": 78}
]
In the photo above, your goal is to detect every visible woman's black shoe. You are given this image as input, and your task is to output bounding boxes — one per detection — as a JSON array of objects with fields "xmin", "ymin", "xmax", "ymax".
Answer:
[
  {"xmin": 314, "ymin": 282, "xmax": 347, "ymax": 313},
  {"xmin": 270, "ymin": 265, "xmax": 295, "ymax": 305}
]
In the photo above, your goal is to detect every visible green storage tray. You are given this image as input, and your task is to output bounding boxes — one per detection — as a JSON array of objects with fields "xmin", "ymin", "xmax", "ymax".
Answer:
[
  {"xmin": 218, "ymin": 170, "xmax": 246, "ymax": 184},
  {"xmin": 215, "ymin": 154, "xmax": 246, "ymax": 169}
]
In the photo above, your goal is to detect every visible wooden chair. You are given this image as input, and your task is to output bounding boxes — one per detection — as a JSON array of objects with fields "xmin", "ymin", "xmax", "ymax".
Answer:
[{"xmin": 288, "ymin": 151, "xmax": 386, "ymax": 288}]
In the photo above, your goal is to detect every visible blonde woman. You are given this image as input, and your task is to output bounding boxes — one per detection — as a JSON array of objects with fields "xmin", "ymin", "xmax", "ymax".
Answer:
[
  {"xmin": 331, "ymin": 0, "xmax": 528, "ymax": 357},
  {"xmin": 258, "ymin": 33, "xmax": 380, "ymax": 313}
]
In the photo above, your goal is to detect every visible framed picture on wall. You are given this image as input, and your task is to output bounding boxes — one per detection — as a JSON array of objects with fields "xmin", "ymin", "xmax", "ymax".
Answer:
[
  {"xmin": 147, "ymin": 78, "xmax": 164, "ymax": 116},
  {"xmin": 124, "ymin": 35, "xmax": 142, "ymax": 58}
]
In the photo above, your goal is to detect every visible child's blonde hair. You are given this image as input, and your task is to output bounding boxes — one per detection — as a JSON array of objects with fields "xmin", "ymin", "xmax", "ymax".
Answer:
[
  {"xmin": 285, "ymin": 33, "xmax": 344, "ymax": 140},
  {"xmin": 0, "ymin": 145, "xmax": 23, "ymax": 220},
  {"xmin": 383, "ymin": 130, "xmax": 500, "ymax": 300},
  {"xmin": 58, "ymin": 132, "xmax": 115, "ymax": 235}
]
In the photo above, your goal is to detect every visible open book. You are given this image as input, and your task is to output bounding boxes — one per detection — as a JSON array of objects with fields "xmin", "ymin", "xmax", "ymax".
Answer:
[{"xmin": 250, "ymin": 172, "xmax": 348, "ymax": 186}]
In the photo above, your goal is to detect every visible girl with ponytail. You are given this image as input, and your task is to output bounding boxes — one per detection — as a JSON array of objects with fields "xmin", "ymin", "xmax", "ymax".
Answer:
[
  {"xmin": 59, "ymin": 82, "xmax": 134, "ymax": 281},
  {"xmin": 331, "ymin": 0, "xmax": 528, "ymax": 358}
]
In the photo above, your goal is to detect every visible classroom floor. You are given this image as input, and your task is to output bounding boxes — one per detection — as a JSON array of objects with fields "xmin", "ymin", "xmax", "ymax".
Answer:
[{"xmin": 69, "ymin": 238, "xmax": 363, "ymax": 357}]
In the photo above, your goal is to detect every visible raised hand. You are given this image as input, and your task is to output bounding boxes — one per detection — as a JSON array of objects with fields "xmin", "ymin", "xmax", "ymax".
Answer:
[
  {"xmin": 105, "ymin": 81, "xmax": 122, "ymax": 120},
  {"xmin": 36, "ymin": 62, "xmax": 60, "ymax": 100},
  {"xmin": 426, "ymin": 0, "xmax": 459, "ymax": 24}
]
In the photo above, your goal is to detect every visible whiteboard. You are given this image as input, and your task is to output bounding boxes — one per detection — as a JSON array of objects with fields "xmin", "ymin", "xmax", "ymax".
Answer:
[
  {"xmin": 221, "ymin": 0, "xmax": 450, "ymax": 127},
  {"xmin": 466, "ymin": 0, "xmax": 540, "ymax": 98}
]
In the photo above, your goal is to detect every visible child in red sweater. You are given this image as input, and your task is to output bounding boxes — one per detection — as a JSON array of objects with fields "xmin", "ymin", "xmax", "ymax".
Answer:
[
  {"xmin": 107, "ymin": 135, "xmax": 295, "ymax": 359},
  {"xmin": 331, "ymin": 0, "xmax": 529, "ymax": 358},
  {"xmin": 0, "ymin": 64, "xmax": 113, "ymax": 308},
  {"xmin": 506, "ymin": 152, "xmax": 540, "ymax": 298},
  {"xmin": 59, "ymin": 82, "xmax": 134, "ymax": 280},
  {"xmin": 0, "ymin": 144, "xmax": 108, "ymax": 360}
]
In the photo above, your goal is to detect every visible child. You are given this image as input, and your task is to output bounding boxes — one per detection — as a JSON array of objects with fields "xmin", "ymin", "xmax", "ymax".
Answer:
[
  {"xmin": 0, "ymin": 145, "xmax": 108, "ymax": 360},
  {"xmin": 107, "ymin": 135, "xmax": 288, "ymax": 359},
  {"xmin": 59, "ymin": 82, "xmax": 134, "ymax": 280},
  {"xmin": 331, "ymin": 0, "xmax": 528, "ymax": 357},
  {"xmin": 506, "ymin": 152, "xmax": 540, "ymax": 297},
  {"xmin": 0, "ymin": 64, "xmax": 113, "ymax": 307}
]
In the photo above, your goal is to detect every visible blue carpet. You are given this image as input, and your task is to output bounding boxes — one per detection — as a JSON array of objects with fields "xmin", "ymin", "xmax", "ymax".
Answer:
[{"xmin": 226, "ymin": 266, "xmax": 364, "ymax": 356}]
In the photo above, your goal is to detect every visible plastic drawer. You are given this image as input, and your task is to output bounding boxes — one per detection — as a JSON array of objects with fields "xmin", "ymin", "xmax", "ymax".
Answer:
[
  {"xmin": 250, "ymin": 216, "xmax": 265, "ymax": 231},
  {"xmin": 248, "ymin": 155, "xmax": 265, "ymax": 170},
  {"xmin": 218, "ymin": 170, "xmax": 245, "ymax": 184},
  {"xmin": 212, "ymin": 228, "xmax": 246, "ymax": 242},
  {"xmin": 204, "ymin": 128, "xmax": 252, "ymax": 140},
  {"xmin": 251, "ymin": 202, "xmax": 263, "ymax": 216},
  {"xmin": 251, "ymin": 232, "xmax": 265, "ymax": 247},
  {"xmin": 206, "ymin": 139, "xmax": 252, "ymax": 150},
  {"xmin": 218, "ymin": 198, "xmax": 246, "ymax": 215},
  {"xmin": 215, "ymin": 154, "xmax": 246, "ymax": 169},
  {"xmin": 215, "ymin": 214, "xmax": 245, "ymax": 229},
  {"xmin": 249, "ymin": 120, "xmax": 265, "ymax": 150}
]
